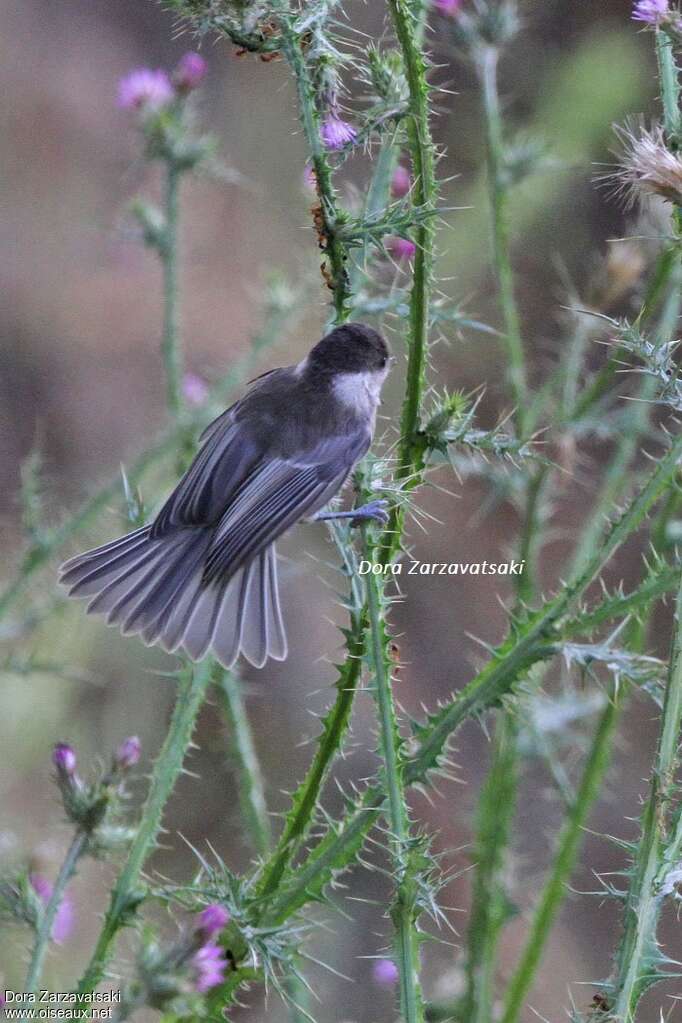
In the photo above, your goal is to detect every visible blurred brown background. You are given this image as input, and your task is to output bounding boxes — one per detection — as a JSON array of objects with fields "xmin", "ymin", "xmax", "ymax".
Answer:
[{"xmin": 0, "ymin": 1, "xmax": 678, "ymax": 1020}]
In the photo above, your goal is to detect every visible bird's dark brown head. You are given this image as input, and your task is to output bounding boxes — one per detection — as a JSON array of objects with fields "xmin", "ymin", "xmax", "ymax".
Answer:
[{"xmin": 307, "ymin": 322, "xmax": 391, "ymax": 376}]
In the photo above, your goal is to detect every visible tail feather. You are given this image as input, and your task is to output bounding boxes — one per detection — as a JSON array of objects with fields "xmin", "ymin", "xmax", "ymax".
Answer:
[
  {"xmin": 60, "ymin": 527, "xmax": 287, "ymax": 669},
  {"xmin": 264, "ymin": 545, "xmax": 287, "ymax": 661}
]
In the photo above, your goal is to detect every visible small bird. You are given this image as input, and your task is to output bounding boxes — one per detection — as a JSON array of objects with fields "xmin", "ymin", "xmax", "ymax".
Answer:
[{"xmin": 60, "ymin": 323, "xmax": 392, "ymax": 669}]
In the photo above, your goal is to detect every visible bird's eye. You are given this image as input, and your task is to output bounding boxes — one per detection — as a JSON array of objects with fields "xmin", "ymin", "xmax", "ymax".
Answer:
[{"xmin": 380, "ymin": 356, "xmax": 387, "ymax": 368}]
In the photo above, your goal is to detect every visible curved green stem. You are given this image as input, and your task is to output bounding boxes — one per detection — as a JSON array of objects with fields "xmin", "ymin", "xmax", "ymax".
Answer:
[
  {"xmin": 24, "ymin": 831, "xmax": 88, "ymax": 1000},
  {"xmin": 256, "ymin": 607, "xmax": 366, "ymax": 898},
  {"xmin": 76, "ymin": 661, "xmax": 213, "ymax": 995}
]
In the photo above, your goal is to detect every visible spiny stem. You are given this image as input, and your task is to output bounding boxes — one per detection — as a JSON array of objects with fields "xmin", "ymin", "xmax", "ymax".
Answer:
[
  {"xmin": 23, "ymin": 831, "xmax": 88, "ymax": 998},
  {"xmin": 161, "ymin": 161, "xmax": 183, "ymax": 421},
  {"xmin": 500, "ymin": 690, "xmax": 620, "ymax": 1023},
  {"xmin": 479, "ymin": 45, "xmax": 528, "ymax": 437},
  {"xmin": 605, "ymin": 568, "xmax": 682, "ymax": 1019},
  {"xmin": 76, "ymin": 660, "xmax": 214, "ymax": 995},
  {"xmin": 365, "ymin": 547, "xmax": 423, "ymax": 1023},
  {"xmin": 376, "ymin": 0, "xmax": 437, "ymax": 566},
  {"xmin": 279, "ymin": 19, "xmax": 350, "ymax": 322},
  {"xmin": 254, "ymin": 519, "xmax": 367, "ymax": 898},
  {"xmin": 217, "ymin": 669, "xmax": 271, "ymax": 860},
  {"xmin": 656, "ymin": 27, "xmax": 681, "ymax": 145},
  {"xmin": 461, "ymin": 715, "xmax": 518, "ymax": 1023}
]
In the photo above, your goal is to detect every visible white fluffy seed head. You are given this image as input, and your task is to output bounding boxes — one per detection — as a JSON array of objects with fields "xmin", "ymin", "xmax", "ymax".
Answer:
[{"xmin": 609, "ymin": 121, "xmax": 682, "ymax": 208}]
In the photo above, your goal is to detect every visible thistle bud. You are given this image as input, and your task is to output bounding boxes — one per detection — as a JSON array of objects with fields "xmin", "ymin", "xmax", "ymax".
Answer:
[
  {"xmin": 174, "ymin": 52, "xmax": 207, "ymax": 92},
  {"xmin": 115, "ymin": 736, "xmax": 141, "ymax": 771},
  {"xmin": 196, "ymin": 903, "xmax": 231, "ymax": 938},
  {"xmin": 52, "ymin": 743, "xmax": 77, "ymax": 778}
]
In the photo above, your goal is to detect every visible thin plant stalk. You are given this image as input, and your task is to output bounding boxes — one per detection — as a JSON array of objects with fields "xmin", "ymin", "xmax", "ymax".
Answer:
[
  {"xmin": 605, "ymin": 568, "xmax": 682, "ymax": 1019},
  {"xmin": 23, "ymin": 831, "xmax": 88, "ymax": 998},
  {"xmin": 217, "ymin": 669, "xmax": 271, "ymax": 860},
  {"xmin": 461, "ymin": 716, "xmax": 519, "ymax": 1023},
  {"xmin": 365, "ymin": 553, "xmax": 423, "ymax": 1023},
  {"xmin": 463, "ymin": 31, "xmax": 536, "ymax": 1013},
  {"xmin": 161, "ymin": 161, "xmax": 183, "ymax": 421},
  {"xmin": 479, "ymin": 44, "xmax": 528, "ymax": 436},
  {"xmin": 499, "ymin": 689, "xmax": 620, "ymax": 1023},
  {"xmin": 76, "ymin": 660, "xmax": 214, "ymax": 994},
  {"xmin": 376, "ymin": 0, "xmax": 437, "ymax": 568},
  {"xmin": 279, "ymin": 19, "xmax": 350, "ymax": 323},
  {"xmin": 656, "ymin": 27, "xmax": 681, "ymax": 144}
]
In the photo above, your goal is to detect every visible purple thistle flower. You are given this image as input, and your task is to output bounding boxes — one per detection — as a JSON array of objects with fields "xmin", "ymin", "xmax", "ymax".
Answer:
[
  {"xmin": 391, "ymin": 165, "xmax": 411, "ymax": 198},
  {"xmin": 632, "ymin": 0, "xmax": 669, "ymax": 21},
  {"xmin": 115, "ymin": 736, "xmax": 141, "ymax": 771},
  {"xmin": 191, "ymin": 942, "xmax": 227, "ymax": 993},
  {"xmin": 197, "ymin": 903, "xmax": 230, "ymax": 938},
  {"xmin": 175, "ymin": 52, "xmax": 207, "ymax": 92},
  {"xmin": 321, "ymin": 115, "xmax": 357, "ymax": 151},
  {"xmin": 52, "ymin": 743, "xmax": 77, "ymax": 777},
  {"xmin": 434, "ymin": 0, "xmax": 463, "ymax": 14},
  {"xmin": 372, "ymin": 958, "xmax": 399, "ymax": 987},
  {"xmin": 182, "ymin": 373, "xmax": 209, "ymax": 406},
  {"xmin": 118, "ymin": 68, "xmax": 175, "ymax": 112},
  {"xmin": 388, "ymin": 236, "xmax": 417, "ymax": 261},
  {"xmin": 29, "ymin": 874, "xmax": 75, "ymax": 945}
]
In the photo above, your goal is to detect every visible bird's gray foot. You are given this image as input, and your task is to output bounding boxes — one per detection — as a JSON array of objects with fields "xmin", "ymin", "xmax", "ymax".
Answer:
[{"xmin": 315, "ymin": 499, "xmax": 389, "ymax": 527}]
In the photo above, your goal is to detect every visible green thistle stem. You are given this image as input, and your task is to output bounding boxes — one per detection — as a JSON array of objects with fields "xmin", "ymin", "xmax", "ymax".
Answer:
[
  {"xmin": 217, "ymin": 669, "xmax": 271, "ymax": 859},
  {"xmin": 161, "ymin": 161, "xmax": 183, "ymax": 421},
  {"xmin": 500, "ymin": 691, "xmax": 619, "ymax": 1023},
  {"xmin": 461, "ymin": 716, "xmax": 519, "ymax": 1023},
  {"xmin": 256, "ymin": 608, "xmax": 366, "ymax": 898},
  {"xmin": 605, "ymin": 568, "xmax": 682, "ymax": 1019},
  {"xmin": 479, "ymin": 45, "xmax": 528, "ymax": 437},
  {"xmin": 655, "ymin": 27, "xmax": 680, "ymax": 145},
  {"xmin": 23, "ymin": 830, "xmax": 88, "ymax": 1001},
  {"xmin": 279, "ymin": 20, "xmax": 350, "ymax": 322},
  {"xmin": 76, "ymin": 661, "xmax": 214, "ymax": 994},
  {"xmin": 365, "ymin": 553, "xmax": 423, "ymax": 1023}
]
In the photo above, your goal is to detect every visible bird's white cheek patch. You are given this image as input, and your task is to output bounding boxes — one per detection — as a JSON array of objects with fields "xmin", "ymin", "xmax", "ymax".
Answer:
[{"xmin": 332, "ymin": 370, "xmax": 387, "ymax": 416}]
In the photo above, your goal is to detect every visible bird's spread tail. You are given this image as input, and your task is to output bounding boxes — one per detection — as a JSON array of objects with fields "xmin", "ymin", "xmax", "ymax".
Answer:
[{"xmin": 59, "ymin": 527, "xmax": 287, "ymax": 669}]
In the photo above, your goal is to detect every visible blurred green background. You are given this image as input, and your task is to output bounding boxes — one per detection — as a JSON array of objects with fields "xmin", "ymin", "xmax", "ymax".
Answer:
[{"xmin": 0, "ymin": 1, "xmax": 677, "ymax": 1020}]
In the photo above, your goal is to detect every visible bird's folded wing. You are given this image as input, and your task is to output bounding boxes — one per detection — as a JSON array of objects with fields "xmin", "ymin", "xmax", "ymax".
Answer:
[
  {"xmin": 151, "ymin": 413, "xmax": 261, "ymax": 535},
  {"xmin": 202, "ymin": 431, "xmax": 370, "ymax": 583}
]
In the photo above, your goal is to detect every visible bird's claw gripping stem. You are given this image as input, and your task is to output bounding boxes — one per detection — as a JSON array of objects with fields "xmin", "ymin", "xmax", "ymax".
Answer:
[{"xmin": 315, "ymin": 499, "xmax": 389, "ymax": 527}]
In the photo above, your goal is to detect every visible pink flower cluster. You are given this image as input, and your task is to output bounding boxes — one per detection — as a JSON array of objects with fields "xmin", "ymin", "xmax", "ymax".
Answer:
[
  {"xmin": 118, "ymin": 53, "xmax": 207, "ymax": 113},
  {"xmin": 632, "ymin": 0, "xmax": 669, "ymax": 22},
  {"xmin": 321, "ymin": 115, "xmax": 357, "ymax": 151},
  {"xmin": 29, "ymin": 874, "xmax": 75, "ymax": 945},
  {"xmin": 190, "ymin": 904, "xmax": 231, "ymax": 993},
  {"xmin": 433, "ymin": 0, "xmax": 463, "ymax": 14}
]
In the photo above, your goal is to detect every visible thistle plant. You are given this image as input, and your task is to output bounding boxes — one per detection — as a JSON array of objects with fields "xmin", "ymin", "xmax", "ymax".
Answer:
[{"xmin": 5, "ymin": 2, "xmax": 682, "ymax": 1022}]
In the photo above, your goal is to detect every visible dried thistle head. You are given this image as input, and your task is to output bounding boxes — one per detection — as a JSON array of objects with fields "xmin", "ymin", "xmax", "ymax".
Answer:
[{"xmin": 609, "ymin": 121, "xmax": 682, "ymax": 208}]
